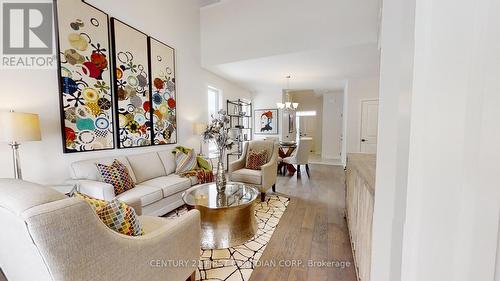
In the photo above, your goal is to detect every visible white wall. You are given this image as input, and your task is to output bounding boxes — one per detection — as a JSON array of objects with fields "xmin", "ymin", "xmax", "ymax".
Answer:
[
  {"xmin": 201, "ymin": 0, "xmax": 380, "ymax": 66},
  {"xmin": 251, "ymin": 90, "xmax": 282, "ymax": 140},
  {"xmin": 202, "ymin": 70, "xmax": 252, "ymax": 104},
  {"xmin": 370, "ymin": 0, "xmax": 415, "ymax": 279},
  {"xmin": 345, "ymin": 77, "xmax": 380, "ymax": 153},
  {"xmin": 322, "ymin": 92, "xmax": 343, "ymax": 159},
  {"xmin": 0, "ymin": 0, "xmax": 249, "ymax": 184},
  {"xmin": 400, "ymin": 0, "xmax": 500, "ymax": 280},
  {"xmin": 373, "ymin": 0, "xmax": 500, "ymax": 281}
]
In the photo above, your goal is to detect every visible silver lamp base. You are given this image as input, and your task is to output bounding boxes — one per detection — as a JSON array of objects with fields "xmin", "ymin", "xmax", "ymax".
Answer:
[{"xmin": 8, "ymin": 141, "xmax": 22, "ymax": 180}]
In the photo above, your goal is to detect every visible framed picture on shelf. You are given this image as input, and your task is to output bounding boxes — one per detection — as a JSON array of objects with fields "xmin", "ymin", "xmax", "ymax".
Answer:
[
  {"xmin": 254, "ymin": 109, "xmax": 278, "ymax": 135},
  {"xmin": 288, "ymin": 113, "xmax": 294, "ymax": 133}
]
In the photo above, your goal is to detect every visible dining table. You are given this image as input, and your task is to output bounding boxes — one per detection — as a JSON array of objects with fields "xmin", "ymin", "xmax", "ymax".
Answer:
[{"xmin": 278, "ymin": 142, "xmax": 297, "ymax": 176}]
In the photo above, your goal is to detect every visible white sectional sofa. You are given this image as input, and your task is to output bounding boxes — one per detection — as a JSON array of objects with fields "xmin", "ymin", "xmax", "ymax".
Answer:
[{"xmin": 69, "ymin": 150, "xmax": 197, "ymax": 216}]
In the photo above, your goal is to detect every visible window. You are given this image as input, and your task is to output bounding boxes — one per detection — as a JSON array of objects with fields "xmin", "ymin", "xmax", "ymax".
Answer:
[
  {"xmin": 207, "ymin": 86, "xmax": 221, "ymax": 156},
  {"xmin": 208, "ymin": 86, "xmax": 221, "ymax": 120}
]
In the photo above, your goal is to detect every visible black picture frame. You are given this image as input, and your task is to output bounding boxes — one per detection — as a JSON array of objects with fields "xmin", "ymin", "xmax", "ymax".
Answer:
[
  {"xmin": 54, "ymin": 0, "xmax": 115, "ymax": 153},
  {"xmin": 148, "ymin": 36, "xmax": 178, "ymax": 146},
  {"xmin": 254, "ymin": 108, "xmax": 279, "ymax": 135},
  {"xmin": 110, "ymin": 17, "xmax": 153, "ymax": 149}
]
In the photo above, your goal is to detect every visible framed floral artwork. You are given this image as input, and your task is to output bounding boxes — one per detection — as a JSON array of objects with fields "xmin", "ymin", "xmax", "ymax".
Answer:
[
  {"xmin": 55, "ymin": 0, "xmax": 115, "ymax": 153},
  {"xmin": 110, "ymin": 18, "xmax": 152, "ymax": 148},
  {"xmin": 149, "ymin": 37, "xmax": 177, "ymax": 145},
  {"xmin": 254, "ymin": 109, "xmax": 279, "ymax": 135}
]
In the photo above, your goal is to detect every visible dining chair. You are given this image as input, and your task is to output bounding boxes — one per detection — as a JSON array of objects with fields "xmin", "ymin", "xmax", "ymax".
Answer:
[{"xmin": 282, "ymin": 137, "xmax": 313, "ymax": 178}]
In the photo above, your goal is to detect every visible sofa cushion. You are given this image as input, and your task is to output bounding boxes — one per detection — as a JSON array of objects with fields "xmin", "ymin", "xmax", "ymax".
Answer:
[
  {"xmin": 115, "ymin": 184, "xmax": 163, "ymax": 207},
  {"xmin": 127, "ymin": 152, "xmax": 166, "ymax": 184},
  {"xmin": 140, "ymin": 216, "xmax": 169, "ymax": 234},
  {"xmin": 157, "ymin": 150, "xmax": 176, "ymax": 175},
  {"xmin": 96, "ymin": 160, "xmax": 135, "ymax": 195},
  {"xmin": 141, "ymin": 175, "xmax": 191, "ymax": 198},
  {"xmin": 230, "ymin": 169, "xmax": 262, "ymax": 185},
  {"xmin": 71, "ymin": 156, "xmax": 137, "ymax": 183}
]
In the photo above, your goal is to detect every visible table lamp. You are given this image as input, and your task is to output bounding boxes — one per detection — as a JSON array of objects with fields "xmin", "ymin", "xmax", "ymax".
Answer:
[
  {"xmin": 193, "ymin": 122, "xmax": 207, "ymax": 156},
  {"xmin": 0, "ymin": 111, "xmax": 41, "ymax": 179}
]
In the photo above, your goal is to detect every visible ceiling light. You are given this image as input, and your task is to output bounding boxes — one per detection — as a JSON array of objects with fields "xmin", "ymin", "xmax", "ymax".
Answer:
[{"xmin": 276, "ymin": 75, "xmax": 299, "ymax": 111}]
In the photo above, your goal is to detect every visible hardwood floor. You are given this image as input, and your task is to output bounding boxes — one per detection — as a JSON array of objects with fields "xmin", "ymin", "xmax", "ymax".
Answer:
[{"xmin": 250, "ymin": 164, "xmax": 357, "ymax": 281}]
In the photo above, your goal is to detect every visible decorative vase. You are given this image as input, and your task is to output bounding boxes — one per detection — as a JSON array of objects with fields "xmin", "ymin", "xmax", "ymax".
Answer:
[{"xmin": 216, "ymin": 161, "xmax": 226, "ymax": 192}]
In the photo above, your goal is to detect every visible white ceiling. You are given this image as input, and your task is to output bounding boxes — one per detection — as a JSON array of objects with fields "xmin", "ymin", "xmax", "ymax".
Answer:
[
  {"xmin": 199, "ymin": 0, "xmax": 221, "ymax": 8},
  {"xmin": 207, "ymin": 43, "xmax": 380, "ymax": 93},
  {"xmin": 200, "ymin": 0, "xmax": 381, "ymax": 93}
]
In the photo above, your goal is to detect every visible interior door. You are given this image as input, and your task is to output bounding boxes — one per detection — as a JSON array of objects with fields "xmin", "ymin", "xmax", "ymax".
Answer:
[
  {"xmin": 360, "ymin": 100, "xmax": 379, "ymax": 153},
  {"xmin": 298, "ymin": 116, "xmax": 316, "ymax": 150}
]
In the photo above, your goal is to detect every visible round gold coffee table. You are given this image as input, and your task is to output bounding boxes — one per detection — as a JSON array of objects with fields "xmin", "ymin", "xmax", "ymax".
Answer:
[{"xmin": 182, "ymin": 182, "xmax": 259, "ymax": 249}]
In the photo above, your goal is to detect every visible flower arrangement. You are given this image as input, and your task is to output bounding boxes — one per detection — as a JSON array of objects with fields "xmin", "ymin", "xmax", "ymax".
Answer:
[
  {"xmin": 203, "ymin": 109, "xmax": 234, "ymax": 158},
  {"xmin": 202, "ymin": 109, "xmax": 234, "ymax": 191}
]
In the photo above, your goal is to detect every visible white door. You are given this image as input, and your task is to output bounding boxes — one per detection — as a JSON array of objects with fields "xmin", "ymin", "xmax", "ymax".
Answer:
[{"xmin": 360, "ymin": 100, "xmax": 379, "ymax": 153}]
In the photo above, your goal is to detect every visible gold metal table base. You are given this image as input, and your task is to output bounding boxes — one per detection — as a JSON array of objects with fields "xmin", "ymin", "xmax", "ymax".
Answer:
[
  {"xmin": 183, "ymin": 183, "xmax": 259, "ymax": 250},
  {"xmin": 190, "ymin": 202, "xmax": 257, "ymax": 249}
]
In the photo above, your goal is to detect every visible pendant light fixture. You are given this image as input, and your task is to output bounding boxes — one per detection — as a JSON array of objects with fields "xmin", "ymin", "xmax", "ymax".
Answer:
[{"xmin": 277, "ymin": 75, "xmax": 299, "ymax": 110}]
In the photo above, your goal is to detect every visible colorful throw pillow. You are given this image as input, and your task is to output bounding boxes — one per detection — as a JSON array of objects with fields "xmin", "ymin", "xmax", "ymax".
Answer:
[
  {"xmin": 96, "ymin": 159, "xmax": 135, "ymax": 195},
  {"xmin": 197, "ymin": 156, "xmax": 212, "ymax": 171},
  {"xmin": 246, "ymin": 149, "xmax": 268, "ymax": 170},
  {"xmin": 175, "ymin": 149, "xmax": 198, "ymax": 174},
  {"xmin": 197, "ymin": 170, "xmax": 214, "ymax": 184},
  {"xmin": 74, "ymin": 192, "xmax": 143, "ymax": 236}
]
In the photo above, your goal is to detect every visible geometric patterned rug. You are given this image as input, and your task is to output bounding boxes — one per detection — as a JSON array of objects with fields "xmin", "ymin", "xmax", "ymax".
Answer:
[{"xmin": 164, "ymin": 194, "xmax": 290, "ymax": 281}]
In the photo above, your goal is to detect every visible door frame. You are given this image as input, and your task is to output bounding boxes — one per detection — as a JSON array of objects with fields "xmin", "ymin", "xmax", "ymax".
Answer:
[{"xmin": 359, "ymin": 99, "xmax": 379, "ymax": 151}]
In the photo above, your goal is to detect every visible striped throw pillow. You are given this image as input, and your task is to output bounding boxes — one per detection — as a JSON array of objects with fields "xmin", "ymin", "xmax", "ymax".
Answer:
[
  {"xmin": 175, "ymin": 149, "xmax": 198, "ymax": 174},
  {"xmin": 245, "ymin": 149, "xmax": 268, "ymax": 170},
  {"xmin": 74, "ymin": 192, "xmax": 143, "ymax": 236},
  {"xmin": 96, "ymin": 160, "xmax": 135, "ymax": 195}
]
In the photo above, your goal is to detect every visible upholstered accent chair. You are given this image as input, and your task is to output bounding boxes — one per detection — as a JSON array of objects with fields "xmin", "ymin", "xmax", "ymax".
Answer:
[
  {"xmin": 0, "ymin": 179, "xmax": 200, "ymax": 281},
  {"xmin": 229, "ymin": 140, "xmax": 279, "ymax": 201},
  {"xmin": 283, "ymin": 137, "xmax": 313, "ymax": 178}
]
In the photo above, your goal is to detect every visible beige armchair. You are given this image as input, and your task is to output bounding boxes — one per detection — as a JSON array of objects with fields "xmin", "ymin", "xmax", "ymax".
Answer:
[
  {"xmin": 0, "ymin": 179, "xmax": 200, "ymax": 281},
  {"xmin": 229, "ymin": 140, "xmax": 279, "ymax": 201}
]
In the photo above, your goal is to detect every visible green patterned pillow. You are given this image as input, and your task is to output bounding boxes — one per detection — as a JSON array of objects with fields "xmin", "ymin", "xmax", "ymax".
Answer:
[
  {"xmin": 197, "ymin": 156, "xmax": 212, "ymax": 171},
  {"xmin": 74, "ymin": 192, "xmax": 143, "ymax": 236}
]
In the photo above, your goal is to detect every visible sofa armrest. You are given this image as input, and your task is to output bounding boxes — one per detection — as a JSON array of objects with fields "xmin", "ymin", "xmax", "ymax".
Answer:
[
  {"xmin": 228, "ymin": 157, "xmax": 246, "ymax": 173},
  {"xmin": 66, "ymin": 179, "xmax": 115, "ymax": 201},
  {"xmin": 261, "ymin": 144, "xmax": 279, "ymax": 189}
]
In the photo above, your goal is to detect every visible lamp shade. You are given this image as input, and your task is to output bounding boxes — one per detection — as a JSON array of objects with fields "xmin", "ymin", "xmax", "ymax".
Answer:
[
  {"xmin": 193, "ymin": 122, "xmax": 206, "ymax": 135},
  {"xmin": 0, "ymin": 111, "xmax": 41, "ymax": 142}
]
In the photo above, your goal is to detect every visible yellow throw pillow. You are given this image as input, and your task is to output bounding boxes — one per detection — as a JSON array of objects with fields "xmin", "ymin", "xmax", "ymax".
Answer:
[{"xmin": 74, "ymin": 192, "xmax": 144, "ymax": 236}]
